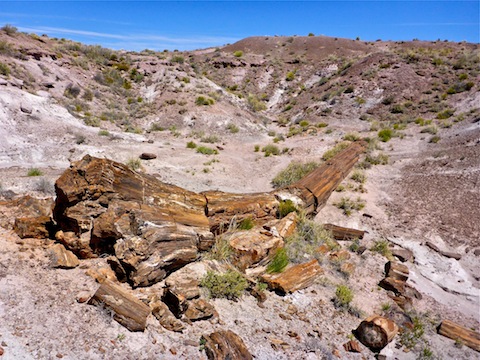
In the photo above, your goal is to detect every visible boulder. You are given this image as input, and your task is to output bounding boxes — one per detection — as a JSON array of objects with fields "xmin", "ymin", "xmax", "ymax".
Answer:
[
  {"xmin": 88, "ymin": 280, "xmax": 151, "ymax": 331},
  {"xmin": 201, "ymin": 330, "xmax": 252, "ymax": 360},
  {"xmin": 14, "ymin": 216, "xmax": 53, "ymax": 239},
  {"xmin": 385, "ymin": 261, "xmax": 409, "ymax": 282},
  {"xmin": 139, "ymin": 153, "xmax": 157, "ymax": 160},
  {"xmin": 49, "ymin": 243, "xmax": 80, "ymax": 268},
  {"xmin": 261, "ymin": 259, "xmax": 324, "ymax": 293},
  {"xmin": 354, "ymin": 315, "xmax": 398, "ymax": 352},
  {"xmin": 53, "ymin": 155, "xmax": 213, "ymax": 286}
]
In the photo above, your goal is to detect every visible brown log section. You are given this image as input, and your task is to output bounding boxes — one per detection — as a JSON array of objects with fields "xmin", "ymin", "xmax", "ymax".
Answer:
[
  {"xmin": 286, "ymin": 141, "xmax": 366, "ymax": 215},
  {"xmin": 355, "ymin": 315, "xmax": 398, "ymax": 351},
  {"xmin": 88, "ymin": 279, "xmax": 151, "ymax": 331},
  {"xmin": 438, "ymin": 320, "xmax": 480, "ymax": 352},
  {"xmin": 323, "ymin": 223, "xmax": 365, "ymax": 240}
]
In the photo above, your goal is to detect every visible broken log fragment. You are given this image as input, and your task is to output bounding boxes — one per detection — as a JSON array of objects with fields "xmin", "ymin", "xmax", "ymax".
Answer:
[
  {"xmin": 355, "ymin": 315, "xmax": 398, "ymax": 352},
  {"xmin": 323, "ymin": 223, "xmax": 365, "ymax": 240},
  {"xmin": 201, "ymin": 330, "xmax": 253, "ymax": 360},
  {"xmin": 438, "ymin": 320, "xmax": 480, "ymax": 352},
  {"xmin": 88, "ymin": 280, "xmax": 151, "ymax": 331}
]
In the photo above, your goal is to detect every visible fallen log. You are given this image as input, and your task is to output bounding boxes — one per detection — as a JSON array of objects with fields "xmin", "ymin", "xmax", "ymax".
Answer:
[
  {"xmin": 438, "ymin": 320, "xmax": 480, "ymax": 352},
  {"xmin": 323, "ymin": 223, "xmax": 365, "ymax": 240},
  {"xmin": 355, "ymin": 315, "xmax": 398, "ymax": 352}
]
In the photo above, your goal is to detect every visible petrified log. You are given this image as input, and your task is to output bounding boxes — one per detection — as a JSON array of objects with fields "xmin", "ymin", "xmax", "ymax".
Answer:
[
  {"xmin": 14, "ymin": 216, "xmax": 53, "ymax": 239},
  {"xmin": 379, "ymin": 277, "xmax": 406, "ymax": 295},
  {"xmin": 287, "ymin": 141, "xmax": 366, "ymax": 214},
  {"xmin": 343, "ymin": 340, "xmax": 362, "ymax": 353},
  {"xmin": 150, "ymin": 298, "xmax": 185, "ymax": 332},
  {"xmin": 438, "ymin": 320, "xmax": 480, "ymax": 352},
  {"xmin": 261, "ymin": 259, "xmax": 324, "ymax": 293},
  {"xmin": 88, "ymin": 280, "xmax": 151, "ymax": 331},
  {"xmin": 184, "ymin": 299, "xmax": 216, "ymax": 321},
  {"xmin": 323, "ymin": 223, "xmax": 365, "ymax": 240},
  {"xmin": 385, "ymin": 261, "xmax": 409, "ymax": 282},
  {"xmin": 355, "ymin": 315, "xmax": 398, "ymax": 352},
  {"xmin": 201, "ymin": 330, "xmax": 253, "ymax": 360},
  {"xmin": 391, "ymin": 247, "xmax": 413, "ymax": 262}
]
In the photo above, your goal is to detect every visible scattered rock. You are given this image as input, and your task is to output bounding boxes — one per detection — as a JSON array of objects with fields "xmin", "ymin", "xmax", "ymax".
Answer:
[
  {"xmin": 20, "ymin": 104, "xmax": 33, "ymax": 114},
  {"xmin": 329, "ymin": 249, "xmax": 351, "ymax": 261},
  {"xmin": 261, "ymin": 259, "xmax": 324, "ymax": 294},
  {"xmin": 474, "ymin": 249, "xmax": 480, "ymax": 256},
  {"xmin": 379, "ymin": 277, "xmax": 405, "ymax": 295},
  {"xmin": 441, "ymin": 251, "xmax": 462, "ymax": 260},
  {"xmin": 391, "ymin": 248, "xmax": 413, "ymax": 262},
  {"xmin": 14, "ymin": 216, "xmax": 53, "ymax": 239},
  {"xmin": 324, "ymin": 223, "xmax": 365, "ymax": 240},
  {"xmin": 355, "ymin": 315, "xmax": 398, "ymax": 352},
  {"xmin": 150, "ymin": 298, "xmax": 185, "ymax": 332},
  {"xmin": 49, "ymin": 243, "xmax": 80, "ymax": 268},
  {"xmin": 88, "ymin": 280, "xmax": 151, "ymax": 331},
  {"xmin": 75, "ymin": 291, "xmax": 91, "ymax": 303},
  {"xmin": 343, "ymin": 340, "xmax": 362, "ymax": 352},
  {"xmin": 385, "ymin": 261, "xmax": 409, "ymax": 282},
  {"xmin": 184, "ymin": 299, "xmax": 216, "ymax": 321},
  {"xmin": 139, "ymin": 152, "xmax": 157, "ymax": 160},
  {"xmin": 201, "ymin": 330, "xmax": 252, "ymax": 360}
]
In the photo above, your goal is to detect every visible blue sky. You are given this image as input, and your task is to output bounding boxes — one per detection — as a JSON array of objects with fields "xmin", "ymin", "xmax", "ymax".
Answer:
[{"xmin": 1, "ymin": 1, "xmax": 478, "ymax": 51}]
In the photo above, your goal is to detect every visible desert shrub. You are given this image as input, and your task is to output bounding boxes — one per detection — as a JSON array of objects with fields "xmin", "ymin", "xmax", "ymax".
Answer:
[
  {"xmin": 322, "ymin": 142, "xmax": 349, "ymax": 161},
  {"xmin": 285, "ymin": 214, "xmax": 337, "ymax": 263},
  {"xmin": 400, "ymin": 317, "xmax": 426, "ymax": 349},
  {"xmin": 233, "ymin": 50, "xmax": 243, "ymax": 58},
  {"xmin": 27, "ymin": 168, "xmax": 43, "ymax": 177},
  {"xmin": 335, "ymin": 197, "xmax": 365, "ymax": 216},
  {"xmin": 370, "ymin": 239, "xmax": 393, "ymax": 260},
  {"xmin": 267, "ymin": 248, "xmax": 289, "ymax": 273},
  {"xmin": 247, "ymin": 94, "xmax": 266, "ymax": 112},
  {"xmin": 237, "ymin": 217, "xmax": 254, "ymax": 230},
  {"xmin": 195, "ymin": 96, "xmax": 214, "ymax": 106},
  {"xmin": 200, "ymin": 134, "xmax": 220, "ymax": 143},
  {"xmin": 227, "ymin": 123, "xmax": 239, "ymax": 133},
  {"xmin": 98, "ymin": 130, "xmax": 110, "ymax": 136},
  {"xmin": 0, "ymin": 62, "xmax": 10, "ymax": 76},
  {"xmin": 351, "ymin": 170, "xmax": 366, "ymax": 184},
  {"xmin": 390, "ymin": 104, "xmax": 404, "ymax": 114},
  {"xmin": 200, "ymin": 270, "xmax": 247, "ymax": 300},
  {"xmin": 271, "ymin": 161, "xmax": 319, "ymax": 188},
  {"xmin": 149, "ymin": 123, "xmax": 165, "ymax": 132},
  {"xmin": 205, "ymin": 233, "xmax": 233, "ymax": 261},
  {"xmin": 364, "ymin": 153, "xmax": 389, "ymax": 166},
  {"xmin": 254, "ymin": 145, "xmax": 260, "ymax": 152},
  {"xmin": 429, "ymin": 135, "xmax": 441, "ymax": 143},
  {"xmin": 126, "ymin": 158, "xmax": 141, "ymax": 171},
  {"xmin": 75, "ymin": 134, "xmax": 86, "ymax": 144},
  {"xmin": 343, "ymin": 132, "xmax": 360, "ymax": 141},
  {"xmin": 196, "ymin": 146, "xmax": 218, "ymax": 155},
  {"xmin": 262, "ymin": 144, "xmax": 280, "ymax": 157},
  {"xmin": 1, "ymin": 24, "xmax": 17, "ymax": 35},
  {"xmin": 186, "ymin": 141, "xmax": 197, "ymax": 149},
  {"xmin": 421, "ymin": 125, "xmax": 438, "ymax": 135},
  {"xmin": 171, "ymin": 55, "xmax": 184, "ymax": 63},
  {"xmin": 344, "ymin": 85, "xmax": 354, "ymax": 94},
  {"xmin": 334, "ymin": 285, "xmax": 354, "ymax": 309},
  {"xmin": 437, "ymin": 109, "xmax": 454, "ymax": 119},
  {"xmin": 286, "ymin": 71, "xmax": 295, "ymax": 81},
  {"xmin": 64, "ymin": 83, "xmax": 81, "ymax": 98},
  {"xmin": 382, "ymin": 96, "xmax": 394, "ymax": 105},
  {"xmin": 299, "ymin": 120, "xmax": 309, "ymax": 127},
  {"xmin": 277, "ymin": 199, "xmax": 297, "ymax": 218},
  {"xmin": 378, "ymin": 128, "xmax": 393, "ymax": 142}
]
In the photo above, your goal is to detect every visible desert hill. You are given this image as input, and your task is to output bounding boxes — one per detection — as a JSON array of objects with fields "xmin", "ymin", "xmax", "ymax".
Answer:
[{"xmin": 0, "ymin": 26, "xmax": 479, "ymax": 359}]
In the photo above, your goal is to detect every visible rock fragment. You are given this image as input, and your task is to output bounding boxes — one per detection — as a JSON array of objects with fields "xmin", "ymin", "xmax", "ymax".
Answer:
[
  {"xmin": 49, "ymin": 243, "xmax": 80, "ymax": 268},
  {"xmin": 354, "ymin": 315, "xmax": 398, "ymax": 351},
  {"xmin": 201, "ymin": 330, "xmax": 252, "ymax": 360}
]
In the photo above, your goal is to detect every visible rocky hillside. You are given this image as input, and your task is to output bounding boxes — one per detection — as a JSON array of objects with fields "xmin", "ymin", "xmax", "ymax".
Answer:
[{"xmin": 0, "ymin": 26, "xmax": 479, "ymax": 360}]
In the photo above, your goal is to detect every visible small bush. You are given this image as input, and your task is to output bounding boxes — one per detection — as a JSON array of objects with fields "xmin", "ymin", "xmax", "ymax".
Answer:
[
  {"xmin": 370, "ymin": 239, "xmax": 393, "ymax": 259},
  {"xmin": 343, "ymin": 132, "xmax": 360, "ymax": 141},
  {"xmin": 286, "ymin": 71, "xmax": 295, "ymax": 81},
  {"xmin": 195, "ymin": 96, "xmax": 214, "ymax": 106},
  {"xmin": 205, "ymin": 235, "xmax": 233, "ymax": 261},
  {"xmin": 254, "ymin": 145, "xmax": 260, "ymax": 152},
  {"xmin": 421, "ymin": 125, "xmax": 438, "ymax": 135},
  {"xmin": 0, "ymin": 62, "xmax": 10, "ymax": 76},
  {"xmin": 149, "ymin": 123, "xmax": 165, "ymax": 132},
  {"xmin": 98, "ymin": 129, "xmax": 110, "ymax": 136},
  {"xmin": 196, "ymin": 146, "xmax": 218, "ymax": 155},
  {"xmin": 335, "ymin": 197, "xmax": 365, "ymax": 216},
  {"xmin": 277, "ymin": 199, "xmax": 297, "ymax": 218},
  {"xmin": 267, "ymin": 248, "xmax": 289, "ymax": 273},
  {"xmin": 126, "ymin": 158, "xmax": 141, "ymax": 171},
  {"xmin": 437, "ymin": 109, "xmax": 454, "ymax": 119},
  {"xmin": 171, "ymin": 55, "xmax": 184, "ymax": 63},
  {"xmin": 271, "ymin": 161, "xmax": 319, "ymax": 188},
  {"xmin": 238, "ymin": 217, "xmax": 255, "ymax": 230},
  {"xmin": 27, "ymin": 168, "xmax": 43, "ymax": 177},
  {"xmin": 227, "ymin": 123, "xmax": 239, "ymax": 133},
  {"xmin": 64, "ymin": 83, "xmax": 81, "ymax": 98},
  {"xmin": 364, "ymin": 153, "xmax": 389, "ymax": 166},
  {"xmin": 351, "ymin": 170, "xmax": 366, "ymax": 184},
  {"xmin": 200, "ymin": 135, "xmax": 220, "ymax": 143},
  {"xmin": 247, "ymin": 94, "xmax": 266, "ymax": 112},
  {"xmin": 233, "ymin": 50, "xmax": 243, "ymax": 58},
  {"xmin": 299, "ymin": 120, "xmax": 309, "ymax": 127},
  {"xmin": 429, "ymin": 135, "xmax": 441, "ymax": 143},
  {"xmin": 334, "ymin": 285, "xmax": 354, "ymax": 309},
  {"xmin": 400, "ymin": 317, "xmax": 425, "ymax": 350},
  {"xmin": 344, "ymin": 85, "xmax": 354, "ymax": 94},
  {"xmin": 200, "ymin": 270, "xmax": 247, "ymax": 300},
  {"xmin": 262, "ymin": 144, "xmax": 280, "ymax": 157},
  {"xmin": 186, "ymin": 141, "xmax": 197, "ymax": 149},
  {"xmin": 322, "ymin": 142, "xmax": 349, "ymax": 161},
  {"xmin": 1, "ymin": 24, "xmax": 17, "ymax": 35},
  {"xmin": 378, "ymin": 128, "xmax": 393, "ymax": 142},
  {"xmin": 390, "ymin": 104, "xmax": 404, "ymax": 114}
]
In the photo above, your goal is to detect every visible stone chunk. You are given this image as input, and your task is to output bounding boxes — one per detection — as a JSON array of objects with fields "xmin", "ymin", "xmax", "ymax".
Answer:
[
  {"xmin": 49, "ymin": 243, "xmax": 80, "ymax": 268},
  {"xmin": 438, "ymin": 319, "xmax": 480, "ymax": 352},
  {"xmin": 354, "ymin": 315, "xmax": 398, "ymax": 351},
  {"xmin": 88, "ymin": 280, "xmax": 151, "ymax": 331},
  {"xmin": 184, "ymin": 299, "xmax": 216, "ymax": 321},
  {"xmin": 324, "ymin": 224, "xmax": 365, "ymax": 240},
  {"xmin": 14, "ymin": 216, "xmax": 52, "ymax": 239},
  {"xmin": 391, "ymin": 248, "xmax": 413, "ymax": 262},
  {"xmin": 20, "ymin": 104, "xmax": 33, "ymax": 114},
  {"xmin": 150, "ymin": 299, "xmax": 185, "ymax": 332},
  {"xmin": 261, "ymin": 259, "xmax": 324, "ymax": 294},
  {"xmin": 343, "ymin": 340, "xmax": 362, "ymax": 353},
  {"xmin": 201, "ymin": 330, "xmax": 252, "ymax": 360},
  {"xmin": 139, "ymin": 153, "xmax": 157, "ymax": 160},
  {"xmin": 385, "ymin": 261, "xmax": 409, "ymax": 282}
]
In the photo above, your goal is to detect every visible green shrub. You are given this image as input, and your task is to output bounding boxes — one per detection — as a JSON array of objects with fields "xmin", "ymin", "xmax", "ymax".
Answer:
[
  {"xmin": 286, "ymin": 71, "xmax": 295, "ymax": 81},
  {"xmin": 267, "ymin": 248, "xmax": 289, "ymax": 273},
  {"xmin": 421, "ymin": 125, "xmax": 438, "ymax": 135},
  {"xmin": 227, "ymin": 123, "xmax": 239, "ymax": 133},
  {"xmin": 0, "ymin": 62, "xmax": 10, "ymax": 76},
  {"xmin": 1, "ymin": 24, "xmax": 17, "ymax": 35},
  {"xmin": 370, "ymin": 239, "xmax": 393, "ymax": 259},
  {"xmin": 200, "ymin": 135, "xmax": 220, "ymax": 143},
  {"xmin": 98, "ymin": 129, "xmax": 110, "ymax": 136},
  {"xmin": 27, "ymin": 168, "xmax": 43, "ymax": 177},
  {"xmin": 364, "ymin": 153, "xmax": 389, "ymax": 166},
  {"xmin": 322, "ymin": 142, "xmax": 349, "ymax": 161},
  {"xmin": 262, "ymin": 144, "xmax": 280, "ymax": 157},
  {"xmin": 205, "ymin": 235, "xmax": 233, "ymax": 261},
  {"xmin": 195, "ymin": 96, "xmax": 214, "ymax": 106},
  {"xmin": 196, "ymin": 146, "xmax": 218, "ymax": 155},
  {"xmin": 247, "ymin": 94, "xmax": 266, "ymax": 112},
  {"xmin": 437, "ymin": 109, "xmax": 454, "ymax": 119},
  {"xmin": 271, "ymin": 161, "xmax": 319, "ymax": 188},
  {"xmin": 200, "ymin": 270, "xmax": 247, "ymax": 300},
  {"xmin": 149, "ymin": 123, "xmax": 165, "ymax": 132},
  {"xmin": 334, "ymin": 285, "xmax": 354, "ymax": 309},
  {"xmin": 351, "ymin": 170, "xmax": 366, "ymax": 184},
  {"xmin": 277, "ymin": 199, "xmax": 297, "ymax": 218},
  {"xmin": 238, "ymin": 217, "xmax": 255, "ymax": 230},
  {"xmin": 171, "ymin": 55, "xmax": 184, "ymax": 63},
  {"xmin": 429, "ymin": 135, "xmax": 441, "ymax": 143},
  {"xmin": 335, "ymin": 197, "xmax": 365, "ymax": 216},
  {"xmin": 299, "ymin": 120, "xmax": 309, "ymax": 127},
  {"xmin": 343, "ymin": 132, "xmax": 360, "ymax": 141},
  {"xmin": 254, "ymin": 145, "xmax": 260, "ymax": 152},
  {"xmin": 126, "ymin": 158, "xmax": 141, "ymax": 171},
  {"xmin": 186, "ymin": 141, "xmax": 197, "ymax": 149},
  {"xmin": 64, "ymin": 83, "xmax": 81, "ymax": 98},
  {"xmin": 233, "ymin": 50, "xmax": 243, "ymax": 58},
  {"xmin": 400, "ymin": 317, "xmax": 425, "ymax": 349},
  {"xmin": 378, "ymin": 128, "xmax": 393, "ymax": 142},
  {"xmin": 390, "ymin": 104, "xmax": 404, "ymax": 114}
]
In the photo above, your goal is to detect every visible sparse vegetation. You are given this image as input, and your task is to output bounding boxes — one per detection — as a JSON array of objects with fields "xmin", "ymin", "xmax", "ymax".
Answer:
[
  {"xmin": 277, "ymin": 199, "xmax": 297, "ymax": 218},
  {"xmin": 261, "ymin": 144, "xmax": 280, "ymax": 157},
  {"xmin": 322, "ymin": 142, "xmax": 349, "ymax": 161},
  {"xmin": 233, "ymin": 50, "xmax": 243, "ymax": 58},
  {"xmin": 195, "ymin": 96, "xmax": 214, "ymax": 106},
  {"xmin": 27, "ymin": 168, "xmax": 43, "ymax": 177},
  {"xmin": 227, "ymin": 123, "xmax": 239, "ymax": 133},
  {"xmin": 200, "ymin": 270, "xmax": 247, "ymax": 300},
  {"xmin": 247, "ymin": 94, "xmax": 266, "ymax": 112},
  {"xmin": 1, "ymin": 24, "xmax": 17, "ymax": 35},
  {"xmin": 0, "ymin": 62, "xmax": 10, "ymax": 76},
  {"xmin": 237, "ymin": 217, "xmax": 254, "ymax": 230},
  {"xmin": 350, "ymin": 170, "xmax": 366, "ymax": 184},
  {"xmin": 378, "ymin": 128, "xmax": 393, "ymax": 142},
  {"xmin": 271, "ymin": 161, "xmax": 319, "ymax": 188},
  {"xmin": 334, "ymin": 284, "xmax": 354, "ymax": 309},
  {"xmin": 196, "ymin": 146, "xmax": 218, "ymax": 155},
  {"xmin": 370, "ymin": 239, "xmax": 393, "ymax": 259},
  {"xmin": 266, "ymin": 248, "xmax": 289, "ymax": 273},
  {"xmin": 126, "ymin": 158, "xmax": 141, "ymax": 171},
  {"xmin": 186, "ymin": 141, "xmax": 197, "ymax": 149},
  {"xmin": 429, "ymin": 135, "xmax": 441, "ymax": 143},
  {"xmin": 335, "ymin": 197, "xmax": 365, "ymax": 216},
  {"xmin": 98, "ymin": 130, "xmax": 110, "ymax": 136}
]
